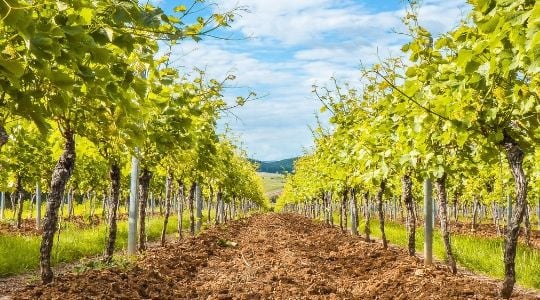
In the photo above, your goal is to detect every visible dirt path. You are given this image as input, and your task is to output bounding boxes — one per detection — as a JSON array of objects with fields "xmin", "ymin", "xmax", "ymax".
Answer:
[{"xmin": 6, "ymin": 214, "xmax": 540, "ymax": 299}]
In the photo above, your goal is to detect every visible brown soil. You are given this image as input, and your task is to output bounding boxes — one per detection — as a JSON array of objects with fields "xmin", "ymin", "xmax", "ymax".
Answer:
[
  {"xmin": 0, "ymin": 214, "xmax": 130, "ymax": 236},
  {"xmin": 0, "ymin": 219, "xmax": 42, "ymax": 236},
  {"xmin": 6, "ymin": 213, "xmax": 540, "ymax": 299},
  {"xmin": 447, "ymin": 221, "xmax": 540, "ymax": 249},
  {"xmin": 388, "ymin": 216, "xmax": 540, "ymax": 250}
]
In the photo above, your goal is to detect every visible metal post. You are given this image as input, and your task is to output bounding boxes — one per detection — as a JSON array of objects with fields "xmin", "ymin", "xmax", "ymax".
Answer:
[
  {"xmin": 0, "ymin": 191, "xmax": 4, "ymax": 220},
  {"xmin": 150, "ymin": 192, "xmax": 155, "ymax": 216},
  {"xmin": 127, "ymin": 150, "xmax": 139, "ymax": 255},
  {"xmin": 424, "ymin": 178, "xmax": 433, "ymax": 265},
  {"xmin": 393, "ymin": 196, "xmax": 397, "ymax": 221},
  {"xmin": 195, "ymin": 183, "xmax": 202, "ymax": 233},
  {"xmin": 36, "ymin": 182, "xmax": 42, "ymax": 228}
]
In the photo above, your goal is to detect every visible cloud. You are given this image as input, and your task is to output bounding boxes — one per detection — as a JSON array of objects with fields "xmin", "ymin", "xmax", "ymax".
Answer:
[
  {"xmin": 169, "ymin": 0, "xmax": 469, "ymax": 160},
  {"xmin": 216, "ymin": 0, "xmax": 395, "ymax": 46},
  {"xmin": 215, "ymin": 0, "xmax": 468, "ymax": 46}
]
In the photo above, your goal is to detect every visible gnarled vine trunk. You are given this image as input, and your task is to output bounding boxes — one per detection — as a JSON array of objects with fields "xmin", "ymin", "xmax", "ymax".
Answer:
[
  {"xmin": 40, "ymin": 130, "xmax": 76, "ymax": 284},
  {"xmin": 342, "ymin": 191, "xmax": 348, "ymax": 231},
  {"xmin": 472, "ymin": 195, "xmax": 480, "ymax": 232},
  {"xmin": 215, "ymin": 187, "xmax": 221, "ymax": 225},
  {"xmin": 208, "ymin": 185, "xmax": 213, "ymax": 225},
  {"xmin": 177, "ymin": 180, "xmax": 185, "ymax": 239},
  {"xmin": 350, "ymin": 188, "xmax": 358, "ymax": 236},
  {"xmin": 500, "ymin": 133, "xmax": 528, "ymax": 299},
  {"xmin": 402, "ymin": 174, "xmax": 415, "ymax": 256},
  {"xmin": 376, "ymin": 180, "xmax": 387, "ymax": 249},
  {"xmin": 339, "ymin": 190, "xmax": 345, "ymax": 232},
  {"xmin": 434, "ymin": 173, "xmax": 457, "ymax": 274},
  {"xmin": 218, "ymin": 187, "xmax": 224, "ymax": 224},
  {"xmin": 189, "ymin": 182, "xmax": 196, "ymax": 235},
  {"xmin": 322, "ymin": 192, "xmax": 329, "ymax": 224},
  {"xmin": 328, "ymin": 192, "xmax": 334, "ymax": 226},
  {"xmin": 160, "ymin": 171, "xmax": 173, "ymax": 246},
  {"xmin": 138, "ymin": 168, "xmax": 152, "ymax": 252},
  {"xmin": 0, "ymin": 124, "xmax": 8, "ymax": 151},
  {"xmin": 104, "ymin": 163, "xmax": 120, "ymax": 263},
  {"xmin": 15, "ymin": 175, "xmax": 23, "ymax": 229},
  {"xmin": 363, "ymin": 191, "xmax": 370, "ymax": 242}
]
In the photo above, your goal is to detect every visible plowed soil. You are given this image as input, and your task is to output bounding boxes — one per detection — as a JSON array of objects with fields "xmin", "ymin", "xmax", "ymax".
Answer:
[
  {"xmin": 6, "ymin": 214, "xmax": 540, "ymax": 299},
  {"xmin": 0, "ymin": 219, "xmax": 42, "ymax": 236},
  {"xmin": 448, "ymin": 221, "xmax": 540, "ymax": 249},
  {"xmin": 389, "ymin": 217, "xmax": 540, "ymax": 250},
  {"xmin": 0, "ymin": 214, "xmax": 128, "ymax": 236}
]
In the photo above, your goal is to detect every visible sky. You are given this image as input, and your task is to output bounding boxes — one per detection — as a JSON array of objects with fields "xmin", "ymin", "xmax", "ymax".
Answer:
[{"xmin": 158, "ymin": 0, "xmax": 470, "ymax": 161}]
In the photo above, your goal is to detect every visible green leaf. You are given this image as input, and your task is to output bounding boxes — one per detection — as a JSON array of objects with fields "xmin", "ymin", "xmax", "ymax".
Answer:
[
  {"xmin": 62, "ymin": 25, "xmax": 84, "ymax": 37},
  {"xmin": 401, "ymin": 43, "xmax": 410, "ymax": 52},
  {"xmin": 174, "ymin": 5, "xmax": 187, "ymax": 12},
  {"xmin": 478, "ymin": 14, "xmax": 500, "ymax": 33},
  {"xmin": 79, "ymin": 8, "xmax": 94, "ymax": 25},
  {"xmin": 31, "ymin": 36, "xmax": 53, "ymax": 48},
  {"xmin": 456, "ymin": 131, "xmax": 469, "ymax": 147},
  {"xmin": 433, "ymin": 165, "xmax": 445, "ymax": 179},
  {"xmin": 104, "ymin": 27, "xmax": 114, "ymax": 42},
  {"xmin": 0, "ymin": 59, "xmax": 25, "ymax": 78},
  {"xmin": 50, "ymin": 70, "xmax": 75, "ymax": 88},
  {"xmin": 526, "ymin": 30, "xmax": 540, "ymax": 51},
  {"xmin": 465, "ymin": 60, "xmax": 481, "ymax": 73},
  {"xmin": 90, "ymin": 47, "xmax": 111, "ymax": 63},
  {"xmin": 132, "ymin": 77, "xmax": 148, "ymax": 99},
  {"xmin": 214, "ymin": 14, "xmax": 227, "ymax": 26},
  {"xmin": 456, "ymin": 49, "xmax": 473, "ymax": 69},
  {"xmin": 405, "ymin": 67, "xmax": 417, "ymax": 77}
]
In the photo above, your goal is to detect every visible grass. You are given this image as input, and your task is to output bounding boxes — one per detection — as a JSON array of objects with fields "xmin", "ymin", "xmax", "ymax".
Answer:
[
  {"xmin": 356, "ymin": 218, "xmax": 540, "ymax": 290},
  {"xmin": 0, "ymin": 199, "xmax": 108, "ymax": 222},
  {"xmin": 258, "ymin": 172, "xmax": 285, "ymax": 195},
  {"xmin": 0, "ymin": 213, "xmax": 192, "ymax": 277}
]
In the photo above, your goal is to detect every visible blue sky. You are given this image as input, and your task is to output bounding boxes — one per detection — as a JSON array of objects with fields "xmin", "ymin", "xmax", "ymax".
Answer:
[{"xmin": 158, "ymin": 0, "xmax": 469, "ymax": 161}]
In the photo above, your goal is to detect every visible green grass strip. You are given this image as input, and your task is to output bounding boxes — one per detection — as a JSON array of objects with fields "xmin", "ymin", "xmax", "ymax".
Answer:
[
  {"xmin": 0, "ymin": 215, "xmax": 186, "ymax": 277},
  {"xmin": 358, "ymin": 219, "xmax": 540, "ymax": 290}
]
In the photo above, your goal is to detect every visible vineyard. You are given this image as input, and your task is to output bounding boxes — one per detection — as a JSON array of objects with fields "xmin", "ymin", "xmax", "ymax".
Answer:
[
  {"xmin": 277, "ymin": 0, "xmax": 540, "ymax": 298},
  {"xmin": 0, "ymin": 0, "xmax": 539, "ymax": 299}
]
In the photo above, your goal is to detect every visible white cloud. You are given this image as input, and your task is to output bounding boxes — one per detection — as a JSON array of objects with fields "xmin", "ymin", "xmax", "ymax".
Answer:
[
  {"xmin": 172, "ymin": 41, "xmax": 294, "ymax": 87},
  {"xmin": 215, "ymin": 0, "xmax": 468, "ymax": 46},
  {"xmin": 170, "ymin": 0, "xmax": 469, "ymax": 160}
]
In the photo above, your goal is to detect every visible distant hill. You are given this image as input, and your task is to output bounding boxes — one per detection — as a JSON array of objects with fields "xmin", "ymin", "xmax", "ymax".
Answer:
[{"xmin": 250, "ymin": 157, "xmax": 297, "ymax": 174}]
